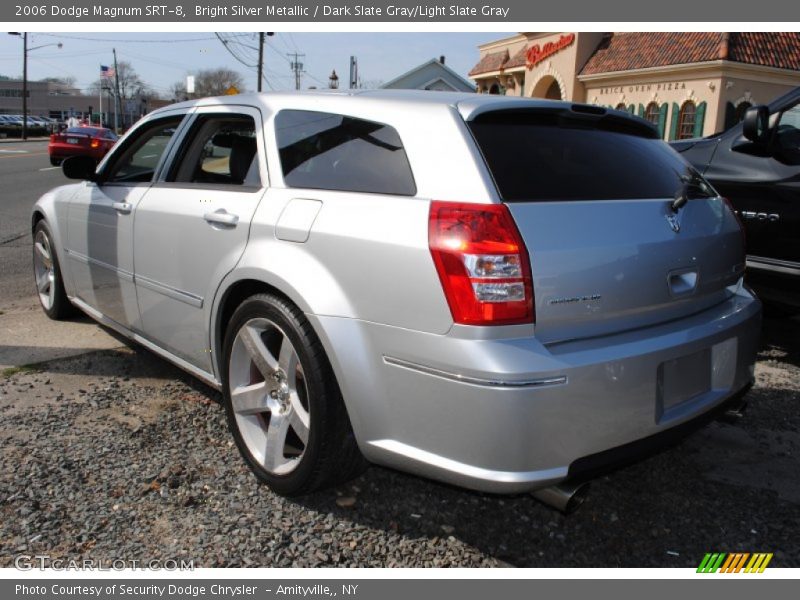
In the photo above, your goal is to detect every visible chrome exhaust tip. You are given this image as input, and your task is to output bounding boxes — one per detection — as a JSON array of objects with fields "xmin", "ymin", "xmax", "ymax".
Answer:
[
  {"xmin": 531, "ymin": 481, "xmax": 589, "ymax": 514},
  {"xmin": 717, "ymin": 400, "xmax": 748, "ymax": 424}
]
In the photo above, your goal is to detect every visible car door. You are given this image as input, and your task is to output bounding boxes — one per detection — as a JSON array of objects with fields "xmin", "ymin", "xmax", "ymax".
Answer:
[
  {"xmin": 704, "ymin": 98, "xmax": 800, "ymax": 268},
  {"xmin": 65, "ymin": 112, "xmax": 187, "ymax": 328},
  {"xmin": 132, "ymin": 105, "xmax": 268, "ymax": 373}
]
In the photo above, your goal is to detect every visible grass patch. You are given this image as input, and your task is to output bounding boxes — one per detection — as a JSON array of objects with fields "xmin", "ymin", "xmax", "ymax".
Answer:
[{"xmin": 2, "ymin": 365, "xmax": 38, "ymax": 378}]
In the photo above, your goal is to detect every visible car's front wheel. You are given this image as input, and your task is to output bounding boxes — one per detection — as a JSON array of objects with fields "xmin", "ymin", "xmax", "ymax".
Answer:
[
  {"xmin": 222, "ymin": 293, "xmax": 365, "ymax": 495},
  {"xmin": 32, "ymin": 221, "xmax": 75, "ymax": 320}
]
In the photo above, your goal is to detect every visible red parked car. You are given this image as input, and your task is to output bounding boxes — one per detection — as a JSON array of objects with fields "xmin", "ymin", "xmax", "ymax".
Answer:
[{"xmin": 48, "ymin": 126, "xmax": 118, "ymax": 166}]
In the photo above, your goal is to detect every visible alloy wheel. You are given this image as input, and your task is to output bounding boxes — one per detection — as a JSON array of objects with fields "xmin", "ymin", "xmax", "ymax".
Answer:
[
  {"xmin": 228, "ymin": 317, "xmax": 311, "ymax": 475},
  {"xmin": 33, "ymin": 229, "xmax": 56, "ymax": 311}
]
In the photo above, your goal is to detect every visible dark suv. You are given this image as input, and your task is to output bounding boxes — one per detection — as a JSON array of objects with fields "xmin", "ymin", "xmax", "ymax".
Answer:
[{"xmin": 673, "ymin": 87, "xmax": 800, "ymax": 312}]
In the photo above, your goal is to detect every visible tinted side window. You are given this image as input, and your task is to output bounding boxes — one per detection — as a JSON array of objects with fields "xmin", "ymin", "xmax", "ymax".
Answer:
[
  {"xmin": 776, "ymin": 103, "xmax": 800, "ymax": 160},
  {"xmin": 104, "ymin": 117, "xmax": 183, "ymax": 183},
  {"xmin": 275, "ymin": 110, "xmax": 415, "ymax": 196},
  {"xmin": 168, "ymin": 115, "xmax": 260, "ymax": 187}
]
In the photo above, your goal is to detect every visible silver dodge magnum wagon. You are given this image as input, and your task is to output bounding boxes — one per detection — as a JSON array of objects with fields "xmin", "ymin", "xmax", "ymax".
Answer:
[{"xmin": 32, "ymin": 90, "xmax": 760, "ymax": 508}]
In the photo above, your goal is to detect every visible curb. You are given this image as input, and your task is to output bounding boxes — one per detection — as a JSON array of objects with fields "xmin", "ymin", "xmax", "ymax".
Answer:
[{"xmin": 0, "ymin": 137, "xmax": 50, "ymax": 144}]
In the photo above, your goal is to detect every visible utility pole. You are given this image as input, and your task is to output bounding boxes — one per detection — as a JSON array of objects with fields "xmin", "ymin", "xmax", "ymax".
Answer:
[
  {"xmin": 256, "ymin": 33, "xmax": 274, "ymax": 92},
  {"xmin": 257, "ymin": 33, "xmax": 264, "ymax": 92},
  {"xmin": 287, "ymin": 52, "xmax": 305, "ymax": 91},
  {"xmin": 21, "ymin": 33, "xmax": 27, "ymax": 140},
  {"xmin": 349, "ymin": 56, "xmax": 358, "ymax": 89},
  {"xmin": 9, "ymin": 33, "xmax": 61, "ymax": 138},
  {"xmin": 113, "ymin": 48, "xmax": 120, "ymax": 133},
  {"xmin": 7, "ymin": 33, "xmax": 28, "ymax": 139}
]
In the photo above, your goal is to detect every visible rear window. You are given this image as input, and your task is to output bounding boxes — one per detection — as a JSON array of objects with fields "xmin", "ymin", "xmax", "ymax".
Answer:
[
  {"xmin": 275, "ymin": 110, "xmax": 416, "ymax": 196},
  {"xmin": 468, "ymin": 110, "xmax": 715, "ymax": 202},
  {"xmin": 65, "ymin": 127, "xmax": 104, "ymax": 137}
]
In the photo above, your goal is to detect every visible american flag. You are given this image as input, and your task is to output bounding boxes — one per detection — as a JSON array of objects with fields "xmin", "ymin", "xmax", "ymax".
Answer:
[{"xmin": 100, "ymin": 65, "xmax": 115, "ymax": 79}]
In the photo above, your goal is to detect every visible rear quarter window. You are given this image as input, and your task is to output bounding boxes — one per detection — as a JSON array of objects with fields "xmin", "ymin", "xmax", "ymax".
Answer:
[
  {"xmin": 275, "ymin": 109, "xmax": 416, "ymax": 196},
  {"xmin": 468, "ymin": 110, "xmax": 714, "ymax": 202}
]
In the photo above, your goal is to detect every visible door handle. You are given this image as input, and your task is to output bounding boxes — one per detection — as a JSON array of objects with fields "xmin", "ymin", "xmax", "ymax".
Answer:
[
  {"xmin": 204, "ymin": 209, "xmax": 239, "ymax": 227},
  {"xmin": 111, "ymin": 202, "xmax": 132, "ymax": 214},
  {"xmin": 668, "ymin": 269, "xmax": 698, "ymax": 297}
]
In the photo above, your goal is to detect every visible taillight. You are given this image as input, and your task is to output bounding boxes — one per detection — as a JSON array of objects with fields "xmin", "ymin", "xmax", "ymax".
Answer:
[
  {"xmin": 90, "ymin": 138, "xmax": 100, "ymax": 148},
  {"xmin": 429, "ymin": 201, "xmax": 534, "ymax": 326}
]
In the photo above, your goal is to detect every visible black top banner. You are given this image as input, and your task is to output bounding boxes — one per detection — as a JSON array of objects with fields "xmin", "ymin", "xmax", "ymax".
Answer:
[{"xmin": 5, "ymin": 0, "xmax": 800, "ymax": 21}]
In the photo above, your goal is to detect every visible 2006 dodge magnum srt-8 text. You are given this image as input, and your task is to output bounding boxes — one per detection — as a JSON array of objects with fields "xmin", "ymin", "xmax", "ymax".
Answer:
[{"xmin": 31, "ymin": 91, "xmax": 760, "ymax": 508}]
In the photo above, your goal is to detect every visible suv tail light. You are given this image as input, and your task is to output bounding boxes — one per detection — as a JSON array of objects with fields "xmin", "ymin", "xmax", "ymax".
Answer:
[{"xmin": 429, "ymin": 201, "xmax": 534, "ymax": 326}]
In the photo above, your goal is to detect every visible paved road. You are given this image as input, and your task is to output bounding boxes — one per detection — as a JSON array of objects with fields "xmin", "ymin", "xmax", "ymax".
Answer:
[
  {"xmin": 0, "ymin": 141, "xmax": 123, "ymax": 368},
  {"xmin": 0, "ymin": 141, "xmax": 66, "ymax": 309}
]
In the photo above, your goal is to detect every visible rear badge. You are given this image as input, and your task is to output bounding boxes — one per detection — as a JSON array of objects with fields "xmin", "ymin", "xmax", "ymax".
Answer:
[
  {"xmin": 666, "ymin": 213, "xmax": 681, "ymax": 233},
  {"xmin": 548, "ymin": 294, "xmax": 601, "ymax": 306}
]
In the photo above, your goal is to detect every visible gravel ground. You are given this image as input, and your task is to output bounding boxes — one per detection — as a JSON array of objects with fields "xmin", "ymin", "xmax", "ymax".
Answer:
[{"xmin": 0, "ymin": 316, "xmax": 798, "ymax": 568}]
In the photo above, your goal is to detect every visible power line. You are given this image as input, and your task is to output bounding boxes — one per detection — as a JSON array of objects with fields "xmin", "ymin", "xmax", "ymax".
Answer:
[
  {"xmin": 265, "ymin": 40, "xmax": 293, "ymax": 64},
  {"xmin": 37, "ymin": 33, "xmax": 234, "ymax": 44},
  {"xmin": 215, "ymin": 33, "xmax": 257, "ymax": 68}
]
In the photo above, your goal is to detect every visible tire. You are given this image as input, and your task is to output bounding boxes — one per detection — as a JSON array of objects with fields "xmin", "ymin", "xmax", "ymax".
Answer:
[
  {"xmin": 32, "ymin": 221, "xmax": 76, "ymax": 320},
  {"xmin": 222, "ymin": 293, "xmax": 366, "ymax": 496}
]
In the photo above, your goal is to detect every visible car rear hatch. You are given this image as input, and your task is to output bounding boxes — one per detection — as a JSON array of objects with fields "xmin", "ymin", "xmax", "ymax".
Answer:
[
  {"xmin": 55, "ymin": 130, "xmax": 92, "ymax": 149},
  {"xmin": 462, "ymin": 103, "xmax": 745, "ymax": 344}
]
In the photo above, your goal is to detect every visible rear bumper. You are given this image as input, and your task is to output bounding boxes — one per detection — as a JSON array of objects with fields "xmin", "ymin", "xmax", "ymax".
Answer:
[
  {"xmin": 310, "ymin": 287, "xmax": 761, "ymax": 494},
  {"xmin": 48, "ymin": 144, "xmax": 106, "ymax": 161}
]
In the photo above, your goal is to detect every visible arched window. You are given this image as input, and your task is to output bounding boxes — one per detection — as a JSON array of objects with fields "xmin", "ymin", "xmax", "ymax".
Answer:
[
  {"xmin": 678, "ymin": 101, "xmax": 697, "ymax": 140},
  {"xmin": 489, "ymin": 83, "xmax": 500, "ymax": 95},
  {"xmin": 735, "ymin": 101, "xmax": 752, "ymax": 123},
  {"xmin": 615, "ymin": 102, "xmax": 627, "ymax": 111},
  {"xmin": 644, "ymin": 102, "xmax": 660, "ymax": 126}
]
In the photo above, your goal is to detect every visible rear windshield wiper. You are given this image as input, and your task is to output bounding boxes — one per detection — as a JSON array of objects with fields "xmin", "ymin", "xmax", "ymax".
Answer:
[{"xmin": 672, "ymin": 170, "xmax": 714, "ymax": 212}]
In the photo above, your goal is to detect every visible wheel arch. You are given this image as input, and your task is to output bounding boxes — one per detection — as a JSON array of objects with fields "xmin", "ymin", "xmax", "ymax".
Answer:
[
  {"xmin": 30, "ymin": 188, "xmax": 78, "ymax": 298},
  {"xmin": 31, "ymin": 209, "xmax": 46, "ymax": 231},
  {"xmin": 210, "ymin": 269, "xmax": 334, "ymax": 380},
  {"xmin": 213, "ymin": 278, "xmax": 290, "ymax": 372}
]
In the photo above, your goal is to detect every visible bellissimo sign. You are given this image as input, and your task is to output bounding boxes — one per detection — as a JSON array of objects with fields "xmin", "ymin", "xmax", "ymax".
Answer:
[{"xmin": 525, "ymin": 33, "xmax": 576, "ymax": 69}]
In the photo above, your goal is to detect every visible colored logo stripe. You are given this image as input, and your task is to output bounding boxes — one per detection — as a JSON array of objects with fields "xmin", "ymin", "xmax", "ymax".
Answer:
[
  {"xmin": 745, "ymin": 553, "xmax": 773, "ymax": 573},
  {"xmin": 720, "ymin": 553, "xmax": 750, "ymax": 573},
  {"xmin": 697, "ymin": 553, "xmax": 726, "ymax": 573},
  {"xmin": 697, "ymin": 552, "xmax": 773, "ymax": 573}
]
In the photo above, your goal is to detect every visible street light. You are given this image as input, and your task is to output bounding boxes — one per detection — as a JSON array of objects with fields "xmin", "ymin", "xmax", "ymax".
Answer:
[
  {"xmin": 329, "ymin": 70, "xmax": 340, "ymax": 90},
  {"xmin": 8, "ymin": 33, "xmax": 63, "ymax": 140}
]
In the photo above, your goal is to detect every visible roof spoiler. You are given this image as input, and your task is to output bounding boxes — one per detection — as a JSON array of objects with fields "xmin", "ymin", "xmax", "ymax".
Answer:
[{"xmin": 461, "ymin": 100, "xmax": 659, "ymax": 139}]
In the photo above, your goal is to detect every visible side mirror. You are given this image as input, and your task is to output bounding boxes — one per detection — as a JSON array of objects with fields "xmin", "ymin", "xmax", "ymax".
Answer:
[
  {"xmin": 742, "ymin": 105, "xmax": 770, "ymax": 144},
  {"xmin": 62, "ymin": 155, "xmax": 97, "ymax": 181}
]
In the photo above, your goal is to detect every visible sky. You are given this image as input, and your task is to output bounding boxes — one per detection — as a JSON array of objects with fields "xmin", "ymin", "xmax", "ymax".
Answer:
[{"xmin": 0, "ymin": 32, "xmax": 505, "ymax": 96}]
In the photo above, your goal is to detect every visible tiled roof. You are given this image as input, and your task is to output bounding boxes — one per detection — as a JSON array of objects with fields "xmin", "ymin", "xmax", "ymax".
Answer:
[
  {"xmin": 505, "ymin": 46, "xmax": 529, "ymax": 69},
  {"xmin": 728, "ymin": 32, "xmax": 800, "ymax": 71},
  {"xmin": 468, "ymin": 49, "xmax": 509, "ymax": 76},
  {"xmin": 580, "ymin": 32, "xmax": 800, "ymax": 75}
]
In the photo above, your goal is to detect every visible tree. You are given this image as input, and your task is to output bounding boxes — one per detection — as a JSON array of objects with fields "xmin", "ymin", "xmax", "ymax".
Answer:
[
  {"xmin": 171, "ymin": 68, "xmax": 246, "ymax": 100},
  {"xmin": 87, "ymin": 61, "xmax": 149, "ymax": 105},
  {"xmin": 167, "ymin": 80, "xmax": 189, "ymax": 102}
]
